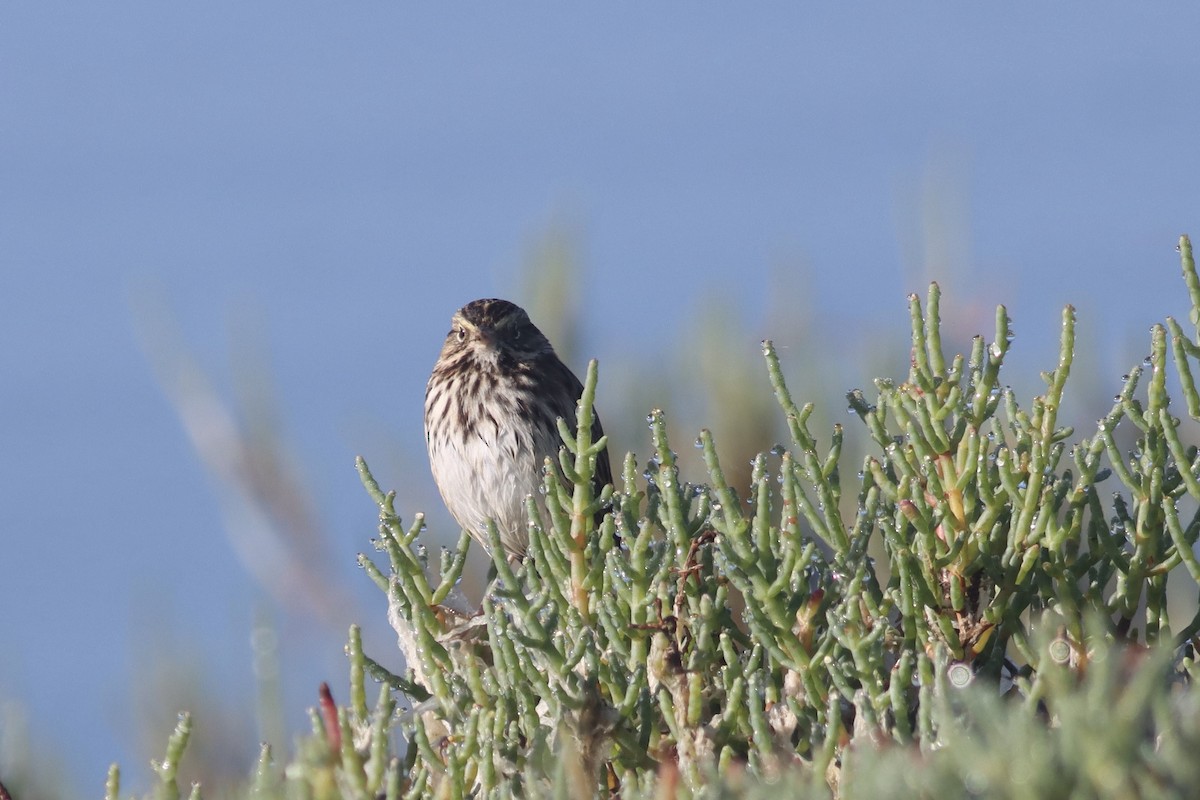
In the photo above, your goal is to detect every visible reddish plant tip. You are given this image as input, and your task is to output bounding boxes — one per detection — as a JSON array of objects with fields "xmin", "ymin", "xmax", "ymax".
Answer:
[{"xmin": 319, "ymin": 681, "xmax": 342, "ymax": 754}]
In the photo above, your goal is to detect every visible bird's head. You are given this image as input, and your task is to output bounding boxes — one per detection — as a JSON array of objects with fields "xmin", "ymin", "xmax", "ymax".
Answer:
[{"xmin": 441, "ymin": 298, "xmax": 554, "ymax": 363}]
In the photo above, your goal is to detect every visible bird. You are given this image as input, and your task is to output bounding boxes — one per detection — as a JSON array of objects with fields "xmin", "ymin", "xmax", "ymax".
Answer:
[{"xmin": 424, "ymin": 298, "xmax": 612, "ymax": 558}]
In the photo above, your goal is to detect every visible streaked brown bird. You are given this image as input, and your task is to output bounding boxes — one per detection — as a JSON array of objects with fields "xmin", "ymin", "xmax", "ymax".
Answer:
[{"xmin": 424, "ymin": 298, "xmax": 612, "ymax": 558}]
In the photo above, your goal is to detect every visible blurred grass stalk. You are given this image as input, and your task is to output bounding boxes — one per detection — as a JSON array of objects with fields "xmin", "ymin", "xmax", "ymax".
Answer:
[
  {"xmin": 128, "ymin": 292, "xmax": 359, "ymax": 789},
  {"xmin": 133, "ymin": 295, "xmax": 353, "ymax": 626}
]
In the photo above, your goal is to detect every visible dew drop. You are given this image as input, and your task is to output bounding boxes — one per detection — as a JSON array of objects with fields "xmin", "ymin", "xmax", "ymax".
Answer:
[{"xmin": 947, "ymin": 662, "xmax": 973, "ymax": 688}]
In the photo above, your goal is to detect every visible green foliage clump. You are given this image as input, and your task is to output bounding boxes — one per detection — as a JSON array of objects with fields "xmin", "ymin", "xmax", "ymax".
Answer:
[{"xmin": 114, "ymin": 236, "xmax": 1200, "ymax": 798}]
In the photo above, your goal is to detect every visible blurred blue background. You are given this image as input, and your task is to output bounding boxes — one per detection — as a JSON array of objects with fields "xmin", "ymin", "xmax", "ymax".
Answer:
[{"xmin": 3, "ymin": 3, "xmax": 1200, "ymax": 793}]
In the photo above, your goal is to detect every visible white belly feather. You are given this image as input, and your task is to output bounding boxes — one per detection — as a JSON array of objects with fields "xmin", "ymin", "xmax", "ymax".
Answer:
[{"xmin": 427, "ymin": 401, "xmax": 558, "ymax": 557}]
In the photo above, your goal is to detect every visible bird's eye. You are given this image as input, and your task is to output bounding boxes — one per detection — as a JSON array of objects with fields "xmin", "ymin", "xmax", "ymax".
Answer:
[{"xmin": 455, "ymin": 327, "xmax": 467, "ymax": 343}]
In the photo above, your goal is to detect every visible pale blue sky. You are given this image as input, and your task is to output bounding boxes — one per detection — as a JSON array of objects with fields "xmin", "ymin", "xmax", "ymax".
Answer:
[{"xmin": 3, "ymin": 3, "xmax": 1199, "ymax": 791}]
